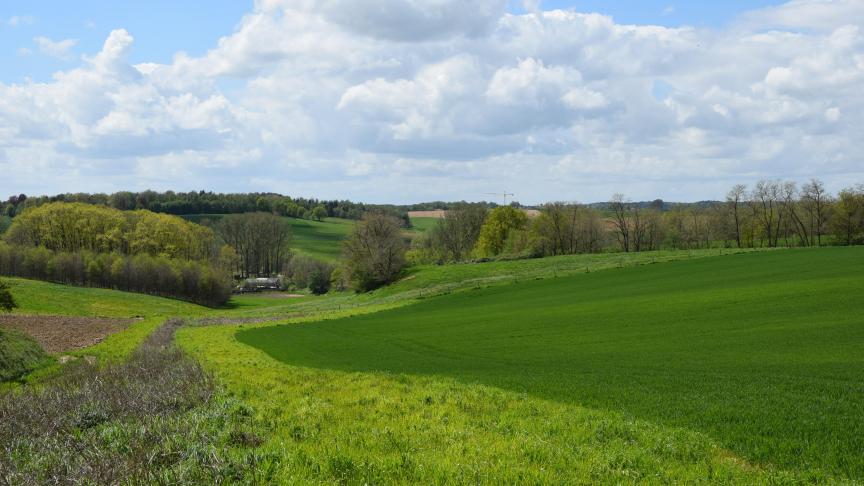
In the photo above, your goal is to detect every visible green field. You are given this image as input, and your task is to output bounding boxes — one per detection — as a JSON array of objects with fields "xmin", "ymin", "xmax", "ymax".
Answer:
[
  {"xmin": 3, "ymin": 248, "xmax": 862, "ymax": 482},
  {"xmin": 182, "ymin": 214, "xmax": 353, "ymax": 262},
  {"xmin": 406, "ymin": 216, "xmax": 439, "ymax": 233},
  {"xmin": 237, "ymin": 248, "xmax": 864, "ymax": 481}
]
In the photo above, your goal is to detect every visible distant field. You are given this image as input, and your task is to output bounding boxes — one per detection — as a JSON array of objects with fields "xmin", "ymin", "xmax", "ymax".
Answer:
[
  {"xmin": 182, "ymin": 214, "xmax": 353, "ymax": 262},
  {"xmin": 238, "ymin": 248, "xmax": 864, "ymax": 481},
  {"xmin": 406, "ymin": 216, "xmax": 438, "ymax": 233}
]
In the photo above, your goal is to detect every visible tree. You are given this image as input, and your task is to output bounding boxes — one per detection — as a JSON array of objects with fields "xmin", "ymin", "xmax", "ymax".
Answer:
[
  {"xmin": 0, "ymin": 279, "xmax": 17, "ymax": 312},
  {"xmin": 427, "ymin": 203, "xmax": 487, "ymax": 262},
  {"xmin": 752, "ymin": 180, "xmax": 783, "ymax": 247},
  {"xmin": 311, "ymin": 205, "xmax": 328, "ymax": 221},
  {"xmin": 832, "ymin": 185, "xmax": 864, "ymax": 245},
  {"xmin": 801, "ymin": 179, "xmax": 831, "ymax": 246},
  {"xmin": 726, "ymin": 184, "xmax": 747, "ymax": 248},
  {"xmin": 474, "ymin": 206, "xmax": 528, "ymax": 258},
  {"xmin": 532, "ymin": 203, "xmax": 603, "ymax": 256},
  {"xmin": 342, "ymin": 213, "xmax": 406, "ymax": 292},
  {"xmin": 610, "ymin": 194, "xmax": 631, "ymax": 252},
  {"xmin": 217, "ymin": 212, "xmax": 291, "ymax": 277}
]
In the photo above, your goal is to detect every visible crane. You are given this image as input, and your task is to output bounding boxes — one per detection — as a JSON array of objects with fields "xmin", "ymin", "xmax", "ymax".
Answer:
[{"xmin": 484, "ymin": 191, "xmax": 515, "ymax": 206}]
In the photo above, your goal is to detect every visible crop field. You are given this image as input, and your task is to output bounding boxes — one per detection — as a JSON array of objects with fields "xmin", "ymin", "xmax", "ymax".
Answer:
[{"xmin": 231, "ymin": 248, "xmax": 864, "ymax": 482}]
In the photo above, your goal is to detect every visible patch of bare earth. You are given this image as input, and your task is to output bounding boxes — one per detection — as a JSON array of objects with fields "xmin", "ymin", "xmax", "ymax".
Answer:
[{"xmin": 0, "ymin": 316, "xmax": 134, "ymax": 354}]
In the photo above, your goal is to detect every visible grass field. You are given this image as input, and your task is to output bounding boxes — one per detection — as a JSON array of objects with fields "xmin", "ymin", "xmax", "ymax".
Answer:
[
  {"xmin": 234, "ymin": 248, "xmax": 864, "ymax": 481},
  {"xmin": 406, "ymin": 216, "xmax": 439, "ymax": 233},
  {"xmin": 182, "ymin": 214, "xmax": 353, "ymax": 262}
]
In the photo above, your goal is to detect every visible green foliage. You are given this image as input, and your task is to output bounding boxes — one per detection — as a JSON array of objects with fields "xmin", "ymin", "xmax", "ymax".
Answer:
[
  {"xmin": 0, "ymin": 279, "xmax": 16, "ymax": 312},
  {"xmin": 342, "ymin": 213, "xmax": 406, "ymax": 292},
  {"xmin": 0, "ymin": 215, "xmax": 11, "ymax": 235},
  {"xmin": 4, "ymin": 202, "xmax": 216, "ymax": 261},
  {"xmin": 286, "ymin": 255, "xmax": 333, "ymax": 294},
  {"xmin": 0, "ymin": 243, "xmax": 232, "ymax": 307},
  {"xmin": 238, "ymin": 248, "xmax": 864, "ymax": 481},
  {"xmin": 0, "ymin": 328, "xmax": 49, "ymax": 382},
  {"xmin": 474, "ymin": 206, "xmax": 528, "ymax": 258},
  {"xmin": 311, "ymin": 205, "xmax": 328, "ymax": 221}
]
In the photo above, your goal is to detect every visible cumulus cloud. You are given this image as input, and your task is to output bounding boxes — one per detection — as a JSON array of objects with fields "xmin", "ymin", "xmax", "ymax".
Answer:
[
  {"xmin": 0, "ymin": 0, "xmax": 862, "ymax": 202},
  {"xmin": 33, "ymin": 36, "xmax": 78, "ymax": 59}
]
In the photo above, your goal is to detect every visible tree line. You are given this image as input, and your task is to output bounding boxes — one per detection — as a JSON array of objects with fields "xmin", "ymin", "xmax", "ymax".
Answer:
[
  {"xmin": 0, "ymin": 191, "xmax": 367, "ymax": 221},
  {"xmin": 409, "ymin": 180, "xmax": 864, "ymax": 264},
  {"xmin": 0, "ymin": 203, "xmax": 233, "ymax": 306},
  {"xmin": 0, "ymin": 243, "xmax": 231, "ymax": 307}
]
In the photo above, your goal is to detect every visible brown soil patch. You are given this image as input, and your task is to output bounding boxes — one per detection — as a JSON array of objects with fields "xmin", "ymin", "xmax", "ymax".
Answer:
[
  {"xmin": 408, "ymin": 210, "xmax": 446, "ymax": 219},
  {"xmin": 409, "ymin": 209, "xmax": 541, "ymax": 219},
  {"xmin": 0, "ymin": 315, "xmax": 134, "ymax": 354}
]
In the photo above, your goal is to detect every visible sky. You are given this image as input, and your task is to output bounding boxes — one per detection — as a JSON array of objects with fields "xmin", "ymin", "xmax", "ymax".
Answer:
[{"xmin": 1, "ymin": 0, "xmax": 862, "ymax": 204}]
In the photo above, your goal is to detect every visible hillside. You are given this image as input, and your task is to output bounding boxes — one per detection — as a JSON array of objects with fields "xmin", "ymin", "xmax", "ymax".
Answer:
[
  {"xmin": 183, "ymin": 214, "xmax": 353, "ymax": 262},
  {"xmin": 236, "ymin": 248, "xmax": 864, "ymax": 481}
]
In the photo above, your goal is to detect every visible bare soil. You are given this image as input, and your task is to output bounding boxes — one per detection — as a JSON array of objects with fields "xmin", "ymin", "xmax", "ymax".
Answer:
[{"xmin": 0, "ymin": 315, "xmax": 134, "ymax": 354}]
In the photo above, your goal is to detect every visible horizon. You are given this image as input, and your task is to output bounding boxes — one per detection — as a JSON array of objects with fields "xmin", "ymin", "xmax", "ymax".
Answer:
[{"xmin": 1, "ymin": 0, "xmax": 862, "ymax": 203}]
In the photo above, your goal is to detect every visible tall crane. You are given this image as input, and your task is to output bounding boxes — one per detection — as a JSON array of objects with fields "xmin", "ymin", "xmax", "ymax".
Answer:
[{"xmin": 484, "ymin": 191, "xmax": 515, "ymax": 206}]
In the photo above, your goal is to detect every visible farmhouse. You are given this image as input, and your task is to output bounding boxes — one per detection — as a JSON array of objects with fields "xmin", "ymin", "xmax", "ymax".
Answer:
[{"xmin": 237, "ymin": 277, "xmax": 282, "ymax": 293}]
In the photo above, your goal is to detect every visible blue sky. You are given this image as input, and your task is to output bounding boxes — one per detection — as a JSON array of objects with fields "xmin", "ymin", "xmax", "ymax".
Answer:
[{"xmin": 0, "ymin": 0, "xmax": 861, "ymax": 203}]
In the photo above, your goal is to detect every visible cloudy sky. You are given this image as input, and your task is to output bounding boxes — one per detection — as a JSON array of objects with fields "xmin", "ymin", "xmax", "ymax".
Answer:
[{"xmin": 1, "ymin": 1, "xmax": 862, "ymax": 204}]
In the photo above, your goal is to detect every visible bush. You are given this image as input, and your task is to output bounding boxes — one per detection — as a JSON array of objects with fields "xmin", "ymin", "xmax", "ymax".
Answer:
[
  {"xmin": 0, "ymin": 328, "xmax": 49, "ymax": 382},
  {"xmin": 0, "ymin": 278, "xmax": 16, "ymax": 312}
]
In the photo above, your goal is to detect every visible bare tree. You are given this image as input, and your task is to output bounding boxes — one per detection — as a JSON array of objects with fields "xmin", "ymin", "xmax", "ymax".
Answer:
[
  {"xmin": 217, "ymin": 212, "xmax": 291, "ymax": 277},
  {"xmin": 752, "ymin": 180, "xmax": 784, "ymax": 247},
  {"xmin": 610, "ymin": 194, "xmax": 631, "ymax": 252},
  {"xmin": 726, "ymin": 184, "xmax": 747, "ymax": 248},
  {"xmin": 801, "ymin": 179, "xmax": 830, "ymax": 246}
]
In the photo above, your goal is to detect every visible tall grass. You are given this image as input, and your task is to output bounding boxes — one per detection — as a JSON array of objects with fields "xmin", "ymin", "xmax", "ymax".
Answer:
[{"xmin": 0, "ymin": 319, "xmax": 270, "ymax": 483}]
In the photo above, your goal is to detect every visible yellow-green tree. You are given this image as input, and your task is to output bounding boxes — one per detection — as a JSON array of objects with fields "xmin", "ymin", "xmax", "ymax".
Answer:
[{"xmin": 474, "ymin": 206, "xmax": 528, "ymax": 258}]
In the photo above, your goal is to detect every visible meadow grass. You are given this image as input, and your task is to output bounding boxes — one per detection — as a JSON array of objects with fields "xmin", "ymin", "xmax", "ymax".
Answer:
[
  {"xmin": 214, "ymin": 248, "xmax": 765, "ymax": 321},
  {"xmin": 179, "ymin": 320, "xmax": 787, "ymax": 484},
  {"xmin": 234, "ymin": 247, "xmax": 864, "ymax": 482},
  {"xmin": 184, "ymin": 214, "xmax": 353, "ymax": 262},
  {"xmin": 406, "ymin": 216, "xmax": 439, "ymax": 233}
]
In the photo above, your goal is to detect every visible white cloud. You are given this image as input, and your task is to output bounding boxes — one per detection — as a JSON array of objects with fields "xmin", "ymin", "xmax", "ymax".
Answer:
[
  {"xmin": 3, "ymin": 15, "xmax": 35, "ymax": 27},
  {"xmin": 33, "ymin": 36, "xmax": 78, "ymax": 60},
  {"xmin": 0, "ymin": 0, "xmax": 862, "ymax": 202}
]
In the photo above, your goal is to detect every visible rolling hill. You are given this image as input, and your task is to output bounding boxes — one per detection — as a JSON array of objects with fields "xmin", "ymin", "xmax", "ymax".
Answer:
[{"xmin": 237, "ymin": 247, "xmax": 864, "ymax": 480}]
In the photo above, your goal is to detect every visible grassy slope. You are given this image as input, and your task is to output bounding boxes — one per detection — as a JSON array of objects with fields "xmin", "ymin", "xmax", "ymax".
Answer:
[
  {"xmin": 4, "ymin": 278, "xmax": 207, "ymax": 362},
  {"xmin": 183, "ymin": 214, "xmax": 353, "ymax": 262},
  {"xmin": 0, "ymin": 328, "xmax": 50, "ymax": 382},
  {"xmin": 236, "ymin": 248, "xmax": 864, "ymax": 481},
  {"xmin": 214, "ymin": 248, "xmax": 764, "ymax": 320}
]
